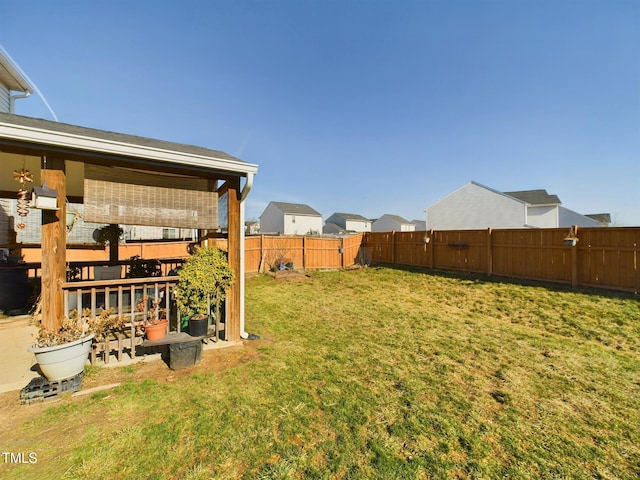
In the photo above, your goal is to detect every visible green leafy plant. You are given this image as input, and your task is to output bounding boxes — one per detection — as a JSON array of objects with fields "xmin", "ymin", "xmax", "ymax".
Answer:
[
  {"xmin": 95, "ymin": 224, "xmax": 123, "ymax": 246},
  {"xmin": 174, "ymin": 246, "xmax": 234, "ymax": 318},
  {"xmin": 125, "ymin": 255, "xmax": 161, "ymax": 278},
  {"xmin": 66, "ymin": 264, "xmax": 82, "ymax": 281}
]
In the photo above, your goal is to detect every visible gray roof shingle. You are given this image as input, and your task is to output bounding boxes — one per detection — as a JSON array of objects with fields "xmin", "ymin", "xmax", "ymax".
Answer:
[
  {"xmin": 0, "ymin": 112, "xmax": 245, "ymax": 163},
  {"xmin": 272, "ymin": 201, "xmax": 321, "ymax": 216},
  {"xmin": 332, "ymin": 212, "xmax": 370, "ymax": 222},
  {"xmin": 505, "ymin": 189, "xmax": 561, "ymax": 205}
]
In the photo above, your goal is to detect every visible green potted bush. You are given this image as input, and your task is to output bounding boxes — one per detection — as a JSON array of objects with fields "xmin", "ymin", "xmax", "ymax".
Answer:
[{"xmin": 173, "ymin": 246, "xmax": 234, "ymax": 338}]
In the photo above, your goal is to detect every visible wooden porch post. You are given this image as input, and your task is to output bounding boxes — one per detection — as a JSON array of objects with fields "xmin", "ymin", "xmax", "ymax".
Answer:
[
  {"xmin": 226, "ymin": 176, "xmax": 241, "ymax": 341},
  {"xmin": 40, "ymin": 157, "xmax": 66, "ymax": 332}
]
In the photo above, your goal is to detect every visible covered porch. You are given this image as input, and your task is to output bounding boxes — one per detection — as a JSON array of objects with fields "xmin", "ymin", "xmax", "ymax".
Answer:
[{"xmin": 0, "ymin": 112, "xmax": 258, "ymax": 374}]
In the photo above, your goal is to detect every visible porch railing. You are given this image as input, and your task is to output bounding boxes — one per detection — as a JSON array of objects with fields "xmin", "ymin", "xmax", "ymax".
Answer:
[{"xmin": 61, "ymin": 276, "xmax": 181, "ymax": 364}]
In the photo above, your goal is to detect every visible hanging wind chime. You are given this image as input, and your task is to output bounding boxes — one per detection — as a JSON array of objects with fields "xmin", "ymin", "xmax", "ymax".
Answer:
[{"xmin": 13, "ymin": 161, "xmax": 34, "ymax": 230}]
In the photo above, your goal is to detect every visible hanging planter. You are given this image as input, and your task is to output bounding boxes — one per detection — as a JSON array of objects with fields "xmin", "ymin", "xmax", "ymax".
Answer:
[{"xmin": 66, "ymin": 210, "xmax": 79, "ymax": 233}]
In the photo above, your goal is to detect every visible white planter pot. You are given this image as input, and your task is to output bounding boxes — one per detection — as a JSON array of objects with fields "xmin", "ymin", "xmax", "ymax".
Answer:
[{"xmin": 28, "ymin": 334, "xmax": 95, "ymax": 381}]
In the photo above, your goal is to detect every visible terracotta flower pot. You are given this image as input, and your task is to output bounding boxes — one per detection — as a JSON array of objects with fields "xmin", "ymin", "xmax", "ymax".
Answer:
[{"xmin": 145, "ymin": 319, "xmax": 168, "ymax": 341}]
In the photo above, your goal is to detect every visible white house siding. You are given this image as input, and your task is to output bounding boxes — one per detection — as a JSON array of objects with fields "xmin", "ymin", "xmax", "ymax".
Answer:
[
  {"xmin": 0, "ymin": 84, "xmax": 10, "ymax": 113},
  {"xmin": 345, "ymin": 219, "xmax": 371, "ymax": 232},
  {"xmin": 526, "ymin": 206, "xmax": 558, "ymax": 228},
  {"xmin": 373, "ymin": 215, "xmax": 416, "ymax": 232},
  {"xmin": 259, "ymin": 203, "xmax": 285, "ymax": 234},
  {"xmin": 427, "ymin": 182, "xmax": 526, "ymax": 230},
  {"xmin": 283, "ymin": 214, "xmax": 322, "ymax": 235},
  {"xmin": 558, "ymin": 206, "xmax": 601, "ymax": 228}
]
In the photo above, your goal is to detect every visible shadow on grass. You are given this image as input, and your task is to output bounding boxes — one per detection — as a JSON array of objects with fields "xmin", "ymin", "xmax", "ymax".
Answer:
[{"xmin": 370, "ymin": 262, "xmax": 639, "ymax": 302}]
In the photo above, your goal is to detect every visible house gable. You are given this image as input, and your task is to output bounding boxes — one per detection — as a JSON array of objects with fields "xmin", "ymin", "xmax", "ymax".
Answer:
[
  {"xmin": 427, "ymin": 181, "xmax": 526, "ymax": 230},
  {"xmin": 326, "ymin": 212, "xmax": 371, "ymax": 232},
  {"xmin": 373, "ymin": 214, "xmax": 415, "ymax": 232},
  {"xmin": 259, "ymin": 201, "xmax": 322, "ymax": 235}
]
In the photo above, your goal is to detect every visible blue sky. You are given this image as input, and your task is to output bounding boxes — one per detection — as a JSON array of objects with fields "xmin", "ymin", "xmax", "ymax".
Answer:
[{"xmin": 2, "ymin": 0, "xmax": 639, "ymax": 225}]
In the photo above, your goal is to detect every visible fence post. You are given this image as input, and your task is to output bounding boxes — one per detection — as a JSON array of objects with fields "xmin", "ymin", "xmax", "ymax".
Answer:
[
  {"xmin": 429, "ymin": 230, "xmax": 435, "ymax": 269},
  {"xmin": 487, "ymin": 228, "xmax": 493, "ymax": 276},
  {"xmin": 340, "ymin": 237, "xmax": 345, "ymax": 268},
  {"xmin": 302, "ymin": 236, "xmax": 306, "ymax": 271},
  {"xmin": 391, "ymin": 231, "xmax": 396, "ymax": 264},
  {"xmin": 571, "ymin": 226, "xmax": 579, "ymax": 289}
]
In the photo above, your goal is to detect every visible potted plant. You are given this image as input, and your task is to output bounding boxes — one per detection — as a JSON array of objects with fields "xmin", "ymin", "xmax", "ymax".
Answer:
[
  {"xmin": 174, "ymin": 246, "xmax": 234, "ymax": 338},
  {"xmin": 94, "ymin": 224, "xmax": 123, "ymax": 246},
  {"xmin": 28, "ymin": 307, "xmax": 96, "ymax": 381},
  {"xmin": 95, "ymin": 224, "xmax": 123, "ymax": 266},
  {"xmin": 136, "ymin": 295, "xmax": 168, "ymax": 341},
  {"xmin": 125, "ymin": 255, "xmax": 161, "ymax": 278}
]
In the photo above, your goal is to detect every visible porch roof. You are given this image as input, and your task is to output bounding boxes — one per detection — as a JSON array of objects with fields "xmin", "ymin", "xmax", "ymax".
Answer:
[{"xmin": 0, "ymin": 112, "xmax": 257, "ymax": 178}]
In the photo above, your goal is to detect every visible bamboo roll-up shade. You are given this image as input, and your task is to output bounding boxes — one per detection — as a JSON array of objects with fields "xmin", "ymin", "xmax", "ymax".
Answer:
[{"xmin": 83, "ymin": 165, "xmax": 218, "ymax": 229}]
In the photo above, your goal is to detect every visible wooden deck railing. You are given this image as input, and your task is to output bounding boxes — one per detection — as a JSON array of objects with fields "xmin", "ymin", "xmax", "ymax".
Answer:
[{"xmin": 61, "ymin": 276, "xmax": 181, "ymax": 364}]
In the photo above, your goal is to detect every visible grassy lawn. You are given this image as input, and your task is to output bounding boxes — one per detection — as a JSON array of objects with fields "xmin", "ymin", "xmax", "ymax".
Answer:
[{"xmin": 1, "ymin": 267, "xmax": 639, "ymax": 479}]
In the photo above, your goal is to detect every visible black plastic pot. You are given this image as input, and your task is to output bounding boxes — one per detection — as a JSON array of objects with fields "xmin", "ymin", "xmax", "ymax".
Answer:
[{"xmin": 189, "ymin": 316, "xmax": 209, "ymax": 337}]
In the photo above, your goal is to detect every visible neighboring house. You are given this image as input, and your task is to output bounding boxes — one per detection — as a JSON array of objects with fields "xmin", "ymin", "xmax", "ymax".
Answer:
[
  {"xmin": 411, "ymin": 220, "xmax": 427, "ymax": 231},
  {"xmin": 373, "ymin": 214, "xmax": 416, "ymax": 232},
  {"xmin": 426, "ymin": 181, "xmax": 602, "ymax": 230},
  {"xmin": 585, "ymin": 213, "xmax": 612, "ymax": 227},
  {"xmin": 325, "ymin": 212, "xmax": 372, "ymax": 233},
  {"xmin": 259, "ymin": 201, "xmax": 323, "ymax": 235},
  {"xmin": 245, "ymin": 221, "xmax": 260, "ymax": 235},
  {"xmin": 323, "ymin": 222, "xmax": 346, "ymax": 235}
]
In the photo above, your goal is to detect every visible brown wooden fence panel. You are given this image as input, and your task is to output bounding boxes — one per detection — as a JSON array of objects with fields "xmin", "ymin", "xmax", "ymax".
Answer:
[
  {"xmin": 492, "ymin": 229, "xmax": 572, "ymax": 284},
  {"xmin": 244, "ymin": 236, "xmax": 262, "ymax": 273},
  {"xmin": 578, "ymin": 227, "xmax": 639, "ymax": 291},
  {"xmin": 261, "ymin": 235, "xmax": 304, "ymax": 271},
  {"xmin": 431, "ymin": 229, "xmax": 488, "ymax": 273},
  {"xmin": 393, "ymin": 231, "xmax": 431, "ymax": 267},
  {"xmin": 342, "ymin": 233, "xmax": 364, "ymax": 268},
  {"xmin": 304, "ymin": 236, "xmax": 341, "ymax": 269},
  {"xmin": 363, "ymin": 232, "xmax": 394, "ymax": 264}
]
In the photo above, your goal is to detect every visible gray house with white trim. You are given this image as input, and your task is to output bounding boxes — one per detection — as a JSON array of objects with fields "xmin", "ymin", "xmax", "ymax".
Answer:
[
  {"xmin": 372, "ymin": 214, "xmax": 416, "ymax": 232},
  {"xmin": 259, "ymin": 201, "xmax": 322, "ymax": 235},
  {"xmin": 426, "ymin": 181, "xmax": 602, "ymax": 230},
  {"xmin": 325, "ymin": 212, "xmax": 372, "ymax": 233}
]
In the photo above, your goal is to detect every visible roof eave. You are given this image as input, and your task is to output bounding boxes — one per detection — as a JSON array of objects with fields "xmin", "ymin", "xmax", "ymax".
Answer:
[
  {"xmin": 0, "ymin": 50, "xmax": 35, "ymax": 94},
  {"xmin": 0, "ymin": 120, "xmax": 258, "ymax": 176}
]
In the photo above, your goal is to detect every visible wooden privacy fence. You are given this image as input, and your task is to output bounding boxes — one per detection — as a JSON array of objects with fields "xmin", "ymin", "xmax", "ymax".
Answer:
[
  {"xmin": 209, "ymin": 234, "xmax": 365, "ymax": 272},
  {"xmin": 362, "ymin": 227, "xmax": 640, "ymax": 293},
  {"xmin": 23, "ymin": 229, "xmax": 632, "ymax": 292}
]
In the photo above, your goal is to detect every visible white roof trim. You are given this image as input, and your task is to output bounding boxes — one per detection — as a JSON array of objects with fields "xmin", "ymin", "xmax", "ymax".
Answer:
[
  {"xmin": 0, "ymin": 120, "xmax": 258, "ymax": 175},
  {"xmin": 0, "ymin": 48, "xmax": 35, "ymax": 93}
]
